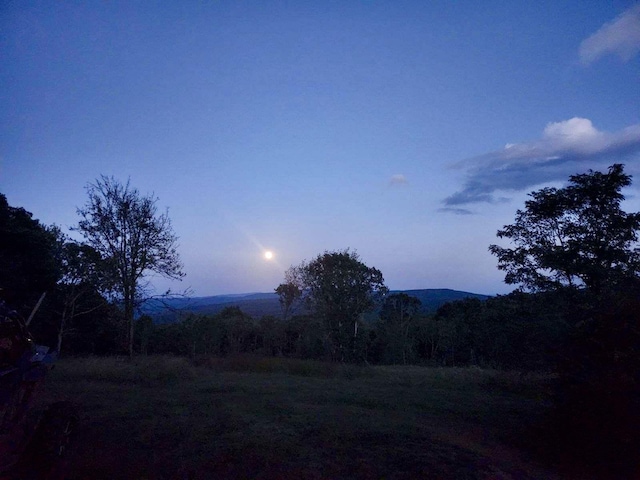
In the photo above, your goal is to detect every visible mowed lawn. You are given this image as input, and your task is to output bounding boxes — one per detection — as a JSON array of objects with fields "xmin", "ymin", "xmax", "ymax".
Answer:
[{"xmin": 39, "ymin": 356, "xmax": 563, "ymax": 479}]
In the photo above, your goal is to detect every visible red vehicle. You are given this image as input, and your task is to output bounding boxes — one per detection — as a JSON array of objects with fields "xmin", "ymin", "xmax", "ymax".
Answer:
[{"xmin": 0, "ymin": 302, "xmax": 77, "ymax": 478}]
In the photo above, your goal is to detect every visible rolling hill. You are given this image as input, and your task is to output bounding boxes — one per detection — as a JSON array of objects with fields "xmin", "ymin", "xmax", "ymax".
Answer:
[{"xmin": 145, "ymin": 289, "xmax": 490, "ymax": 324}]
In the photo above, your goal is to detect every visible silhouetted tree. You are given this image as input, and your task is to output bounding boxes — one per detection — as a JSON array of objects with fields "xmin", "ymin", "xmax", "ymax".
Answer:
[
  {"xmin": 275, "ymin": 282, "xmax": 301, "ymax": 320},
  {"xmin": 257, "ymin": 315, "xmax": 286, "ymax": 356},
  {"xmin": 220, "ymin": 306, "xmax": 257, "ymax": 354},
  {"xmin": 285, "ymin": 250, "xmax": 388, "ymax": 362},
  {"xmin": 283, "ymin": 314, "xmax": 326, "ymax": 359},
  {"xmin": 134, "ymin": 314, "xmax": 154, "ymax": 355},
  {"xmin": 378, "ymin": 293, "xmax": 422, "ymax": 364},
  {"xmin": 491, "ymin": 165, "xmax": 640, "ymax": 475},
  {"xmin": 0, "ymin": 194, "xmax": 60, "ymax": 318},
  {"xmin": 490, "ymin": 164, "xmax": 640, "ymax": 293},
  {"xmin": 76, "ymin": 176, "xmax": 184, "ymax": 356},
  {"xmin": 413, "ymin": 314, "xmax": 455, "ymax": 365},
  {"xmin": 60, "ymin": 296, "xmax": 125, "ymax": 355},
  {"xmin": 51, "ymin": 229, "xmax": 113, "ymax": 354}
]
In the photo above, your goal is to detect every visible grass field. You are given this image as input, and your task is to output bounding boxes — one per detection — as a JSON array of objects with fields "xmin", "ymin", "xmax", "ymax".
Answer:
[{"xmin": 37, "ymin": 355, "xmax": 572, "ymax": 479}]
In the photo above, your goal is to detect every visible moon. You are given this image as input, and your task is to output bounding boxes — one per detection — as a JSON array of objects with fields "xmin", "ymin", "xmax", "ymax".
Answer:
[{"xmin": 264, "ymin": 251, "xmax": 274, "ymax": 260}]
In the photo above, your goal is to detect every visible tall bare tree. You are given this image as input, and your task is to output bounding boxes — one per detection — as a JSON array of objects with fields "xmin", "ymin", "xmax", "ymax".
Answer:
[{"xmin": 76, "ymin": 176, "xmax": 184, "ymax": 356}]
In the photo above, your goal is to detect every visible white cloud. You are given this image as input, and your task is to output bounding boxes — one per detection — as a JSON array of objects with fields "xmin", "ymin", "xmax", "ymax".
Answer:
[
  {"xmin": 579, "ymin": 4, "xmax": 640, "ymax": 65},
  {"xmin": 389, "ymin": 174, "xmax": 408, "ymax": 186},
  {"xmin": 444, "ymin": 118, "xmax": 640, "ymax": 206},
  {"xmin": 541, "ymin": 118, "xmax": 606, "ymax": 153}
]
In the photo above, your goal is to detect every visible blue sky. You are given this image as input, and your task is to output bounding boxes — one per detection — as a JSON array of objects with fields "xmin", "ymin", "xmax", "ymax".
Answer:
[{"xmin": 2, "ymin": 1, "xmax": 640, "ymax": 296}]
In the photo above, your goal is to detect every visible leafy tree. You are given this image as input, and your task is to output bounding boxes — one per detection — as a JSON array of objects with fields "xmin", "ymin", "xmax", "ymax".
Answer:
[
  {"xmin": 377, "ymin": 293, "xmax": 422, "ymax": 364},
  {"xmin": 0, "ymin": 193, "xmax": 60, "ymax": 317},
  {"xmin": 427, "ymin": 293, "xmax": 568, "ymax": 370},
  {"xmin": 76, "ymin": 176, "xmax": 184, "ymax": 356},
  {"xmin": 275, "ymin": 282, "xmax": 301, "ymax": 321},
  {"xmin": 218, "ymin": 306, "xmax": 257, "ymax": 355},
  {"xmin": 257, "ymin": 315, "xmax": 286, "ymax": 356},
  {"xmin": 145, "ymin": 319, "xmax": 189, "ymax": 356},
  {"xmin": 489, "ymin": 164, "xmax": 640, "ymax": 293},
  {"xmin": 433, "ymin": 297, "xmax": 485, "ymax": 366},
  {"xmin": 166, "ymin": 308, "xmax": 258, "ymax": 358},
  {"xmin": 58, "ymin": 295, "xmax": 125, "ymax": 355},
  {"xmin": 51, "ymin": 229, "xmax": 112, "ymax": 354},
  {"xmin": 413, "ymin": 314, "xmax": 455, "ymax": 365},
  {"xmin": 134, "ymin": 314, "xmax": 154, "ymax": 355},
  {"xmin": 490, "ymin": 165, "xmax": 640, "ymax": 473},
  {"xmin": 284, "ymin": 314, "xmax": 327, "ymax": 359},
  {"xmin": 285, "ymin": 250, "xmax": 388, "ymax": 362}
]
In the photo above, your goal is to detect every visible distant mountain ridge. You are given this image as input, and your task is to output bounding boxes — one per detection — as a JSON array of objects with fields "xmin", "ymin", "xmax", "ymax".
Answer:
[
  {"xmin": 392, "ymin": 289, "xmax": 490, "ymax": 311},
  {"xmin": 144, "ymin": 289, "xmax": 490, "ymax": 324}
]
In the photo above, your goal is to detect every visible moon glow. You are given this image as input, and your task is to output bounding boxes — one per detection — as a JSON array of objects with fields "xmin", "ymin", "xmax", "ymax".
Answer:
[{"xmin": 264, "ymin": 251, "xmax": 274, "ymax": 260}]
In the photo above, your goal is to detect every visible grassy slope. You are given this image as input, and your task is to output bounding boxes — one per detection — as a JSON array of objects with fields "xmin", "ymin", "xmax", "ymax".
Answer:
[{"xmin": 39, "ymin": 356, "xmax": 564, "ymax": 480}]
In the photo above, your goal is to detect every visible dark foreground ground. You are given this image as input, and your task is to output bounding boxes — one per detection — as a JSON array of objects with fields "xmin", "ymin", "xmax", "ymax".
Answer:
[{"xmin": 27, "ymin": 356, "xmax": 594, "ymax": 479}]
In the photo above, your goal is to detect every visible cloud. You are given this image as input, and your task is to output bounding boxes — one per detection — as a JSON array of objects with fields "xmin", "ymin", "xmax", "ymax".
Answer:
[
  {"xmin": 438, "ymin": 207, "xmax": 474, "ymax": 215},
  {"xmin": 444, "ymin": 118, "xmax": 640, "ymax": 206},
  {"xmin": 579, "ymin": 4, "xmax": 640, "ymax": 65},
  {"xmin": 389, "ymin": 174, "xmax": 408, "ymax": 186}
]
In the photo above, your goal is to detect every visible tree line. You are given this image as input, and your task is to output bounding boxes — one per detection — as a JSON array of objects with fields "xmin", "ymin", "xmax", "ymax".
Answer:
[
  {"xmin": 2, "ymin": 165, "xmax": 639, "ymax": 371},
  {"xmin": 132, "ymin": 282, "xmax": 570, "ymax": 373}
]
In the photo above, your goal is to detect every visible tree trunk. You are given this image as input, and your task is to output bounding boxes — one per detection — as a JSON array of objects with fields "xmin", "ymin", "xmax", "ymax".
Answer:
[
  {"xmin": 56, "ymin": 322, "xmax": 64, "ymax": 355},
  {"xmin": 125, "ymin": 290, "xmax": 135, "ymax": 358},
  {"xmin": 57, "ymin": 303, "xmax": 68, "ymax": 355}
]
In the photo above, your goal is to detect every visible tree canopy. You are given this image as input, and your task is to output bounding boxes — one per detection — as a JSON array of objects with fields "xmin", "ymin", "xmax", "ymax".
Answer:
[
  {"xmin": 50, "ymin": 229, "xmax": 112, "ymax": 353},
  {"xmin": 281, "ymin": 249, "xmax": 388, "ymax": 361},
  {"xmin": 274, "ymin": 281, "xmax": 301, "ymax": 321},
  {"xmin": 0, "ymin": 193, "xmax": 60, "ymax": 316},
  {"xmin": 489, "ymin": 164, "xmax": 640, "ymax": 293},
  {"xmin": 378, "ymin": 293, "xmax": 422, "ymax": 364}
]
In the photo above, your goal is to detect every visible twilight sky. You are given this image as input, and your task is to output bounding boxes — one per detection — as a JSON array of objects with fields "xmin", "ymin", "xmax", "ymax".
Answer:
[{"xmin": 2, "ymin": 1, "xmax": 640, "ymax": 296}]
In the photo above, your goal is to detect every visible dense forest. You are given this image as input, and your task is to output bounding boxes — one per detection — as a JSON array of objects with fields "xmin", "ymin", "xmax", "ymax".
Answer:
[{"xmin": 2, "ymin": 165, "xmax": 640, "ymax": 475}]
